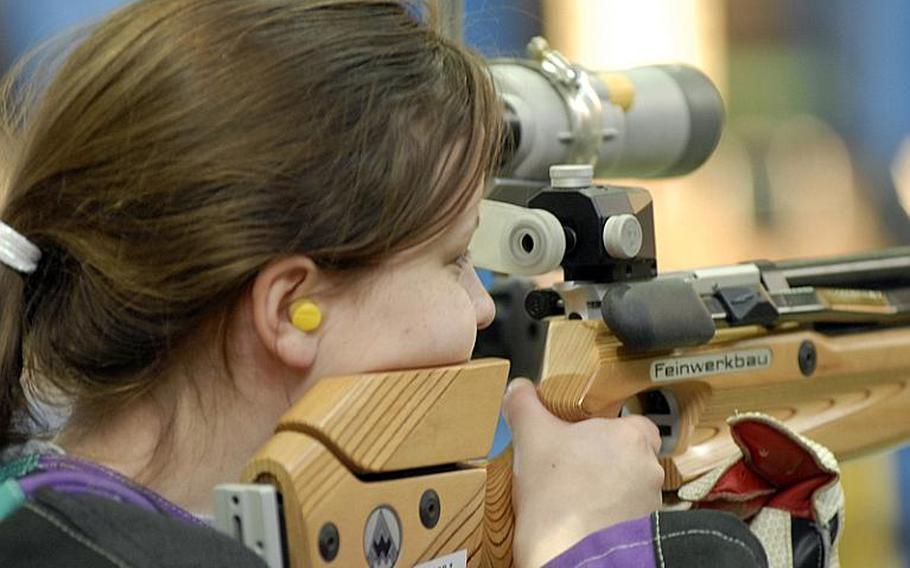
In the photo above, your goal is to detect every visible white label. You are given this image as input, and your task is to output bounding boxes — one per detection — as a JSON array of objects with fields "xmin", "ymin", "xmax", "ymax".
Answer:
[
  {"xmin": 650, "ymin": 348, "xmax": 772, "ymax": 382},
  {"xmin": 414, "ymin": 550, "xmax": 467, "ymax": 568}
]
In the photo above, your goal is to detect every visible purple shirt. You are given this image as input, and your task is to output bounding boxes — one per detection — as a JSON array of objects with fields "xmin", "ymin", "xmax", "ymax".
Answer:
[
  {"xmin": 3, "ymin": 449, "xmax": 204, "ymax": 527},
  {"xmin": 545, "ymin": 516, "xmax": 656, "ymax": 568}
]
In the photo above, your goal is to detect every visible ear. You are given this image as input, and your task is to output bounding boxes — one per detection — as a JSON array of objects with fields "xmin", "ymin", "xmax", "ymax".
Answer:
[{"xmin": 250, "ymin": 256, "xmax": 325, "ymax": 372}]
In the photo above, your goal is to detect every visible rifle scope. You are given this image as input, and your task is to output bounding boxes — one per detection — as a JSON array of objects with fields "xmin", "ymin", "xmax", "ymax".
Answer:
[{"xmin": 491, "ymin": 37, "xmax": 724, "ymax": 180}]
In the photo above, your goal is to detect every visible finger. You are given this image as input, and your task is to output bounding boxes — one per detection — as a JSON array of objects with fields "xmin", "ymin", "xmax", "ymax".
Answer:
[
  {"xmin": 501, "ymin": 378, "xmax": 560, "ymax": 446},
  {"xmin": 621, "ymin": 415, "xmax": 662, "ymax": 456}
]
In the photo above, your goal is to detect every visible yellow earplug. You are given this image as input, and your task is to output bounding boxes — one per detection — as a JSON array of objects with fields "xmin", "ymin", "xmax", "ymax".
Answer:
[{"xmin": 289, "ymin": 299, "xmax": 322, "ymax": 332}]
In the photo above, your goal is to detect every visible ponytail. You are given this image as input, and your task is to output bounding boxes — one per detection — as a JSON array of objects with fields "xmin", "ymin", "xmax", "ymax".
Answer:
[
  {"xmin": 0, "ymin": 269, "xmax": 28, "ymax": 449},
  {"xmin": 0, "ymin": 197, "xmax": 45, "ymax": 451}
]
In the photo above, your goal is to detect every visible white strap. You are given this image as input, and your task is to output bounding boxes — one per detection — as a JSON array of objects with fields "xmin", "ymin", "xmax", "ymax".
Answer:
[{"xmin": 0, "ymin": 221, "xmax": 41, "ymax": 274}]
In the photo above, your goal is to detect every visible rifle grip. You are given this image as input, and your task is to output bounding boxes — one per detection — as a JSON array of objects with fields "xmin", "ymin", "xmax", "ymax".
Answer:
[{"xmin": 481, "ymin": 446, "xmax": 515, "ymax": 567}]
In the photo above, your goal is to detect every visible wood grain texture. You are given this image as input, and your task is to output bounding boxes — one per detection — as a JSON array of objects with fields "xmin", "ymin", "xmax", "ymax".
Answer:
[
  {"xmin": 538, "ymin": 319, "xmax": 910, "ymax": 489},
  {"xmin": 536, "ymin": 320, "xmax": 604, "ymax": 421},
  {"xmin": 276, "ymin": 359, "xmax": 509, "ymax": 472},
  {"xmin": 244, "ymin": 358, "xmax": 510, "ymax": 567},
  {"xmin": 245, "ymin": 431, "xmax": 490, "ymax": 567},
  {"xmin": 477, "ymin": 448, "xmax": 514, "ymax": 567}
]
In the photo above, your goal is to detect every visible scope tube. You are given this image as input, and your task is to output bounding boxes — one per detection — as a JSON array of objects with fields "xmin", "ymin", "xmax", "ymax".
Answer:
[{"xmin": 491, "ymin": 38, "xmax": 725, "ymax": 180}]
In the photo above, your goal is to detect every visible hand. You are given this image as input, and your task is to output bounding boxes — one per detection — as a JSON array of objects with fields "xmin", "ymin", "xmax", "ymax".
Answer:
[{"xmin": 503, "ymin": 378, "xmax": 664, "ymax": 568}]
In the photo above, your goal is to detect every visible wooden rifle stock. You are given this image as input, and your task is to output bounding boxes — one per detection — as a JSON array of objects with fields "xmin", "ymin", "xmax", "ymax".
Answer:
[
  {"xmin": 243, "ymin": 317, "xmax": 910, "ymax": 567},
  {"xmin": 538, "ymin": 319, "xmax": 910, "ymax": 486},
  {"xmin": 484, "ymin": 316, "xmax": 910, "ymax": 565},
  {"xmin": 243, "ymin": 359, "xmax": 513, "ymax": 567}
]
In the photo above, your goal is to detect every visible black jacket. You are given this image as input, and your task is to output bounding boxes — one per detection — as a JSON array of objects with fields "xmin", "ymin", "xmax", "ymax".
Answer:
[{"xmin": 0, "ymin": 488, "xmax": 267, "ymax": 567}]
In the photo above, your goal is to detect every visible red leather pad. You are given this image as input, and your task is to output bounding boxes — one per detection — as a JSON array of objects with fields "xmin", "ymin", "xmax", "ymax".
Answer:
[{"xmin": 696, "ymin": 420, "xmax": 836, "ymax": 520}]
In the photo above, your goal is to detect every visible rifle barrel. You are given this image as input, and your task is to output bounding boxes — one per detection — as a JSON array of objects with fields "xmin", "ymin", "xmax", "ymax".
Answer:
[{"xmin": 768, "ymin": 246, "xmax": 910, "ymax": 289}]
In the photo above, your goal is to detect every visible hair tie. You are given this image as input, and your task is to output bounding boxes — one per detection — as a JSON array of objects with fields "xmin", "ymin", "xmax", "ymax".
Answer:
[{"xmin": 0, "ymin": 221, "xmax": 41, "ymax": 274}]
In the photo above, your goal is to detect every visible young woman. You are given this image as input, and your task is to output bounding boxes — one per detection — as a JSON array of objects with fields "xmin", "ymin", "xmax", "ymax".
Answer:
[{"xmin": 0, "ymin": 1, "xmax": 765, "ymax": 566}]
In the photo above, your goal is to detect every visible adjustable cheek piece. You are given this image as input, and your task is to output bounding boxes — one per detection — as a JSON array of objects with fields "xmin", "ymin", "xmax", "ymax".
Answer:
[{"xmin": 288, "ymin": 299, "xmax": 322, "ymax": 332}]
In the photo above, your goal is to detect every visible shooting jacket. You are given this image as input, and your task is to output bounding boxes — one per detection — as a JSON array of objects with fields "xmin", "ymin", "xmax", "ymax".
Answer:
[
  {"xmin": 0, "ymin": 445, "xmax": 769, "ymax": 568},
  {"xmin": 0, "ymin": 444, "xmax": 265, "ymax": 567},
  {"xmin": 546, "ymin": 510, "xmax": 768, "ymax": 568}
]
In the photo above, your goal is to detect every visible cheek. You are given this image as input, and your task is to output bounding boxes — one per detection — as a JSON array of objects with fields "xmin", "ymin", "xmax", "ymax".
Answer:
[
  {"xmin": 348, "ymin": 280, "xmax": 479, "ymax": 371},
  {"xmin": 439, "ymin": 294, "xmax": 481, "ymax": 358},
  {"xmin": 408, "ymin": 285, "xmax": 477, "ymax": 364}
]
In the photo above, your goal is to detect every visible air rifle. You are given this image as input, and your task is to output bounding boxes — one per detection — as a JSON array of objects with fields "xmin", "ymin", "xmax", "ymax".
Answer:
[{"xmin": 214, "ymin": 38, "xmax": 910, "ymax": 567}]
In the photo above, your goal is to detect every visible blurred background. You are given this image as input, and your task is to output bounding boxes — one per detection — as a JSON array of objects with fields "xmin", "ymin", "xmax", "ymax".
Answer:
[{"xmin": 1, "ymin": 0, "xmax": 908, "ymax": 565}]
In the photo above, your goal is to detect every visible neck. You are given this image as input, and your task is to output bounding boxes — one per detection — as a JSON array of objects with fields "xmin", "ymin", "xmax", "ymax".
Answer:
[{"xmin": 55, "ymin": 372, "xmax": 289, "ymax": 515}]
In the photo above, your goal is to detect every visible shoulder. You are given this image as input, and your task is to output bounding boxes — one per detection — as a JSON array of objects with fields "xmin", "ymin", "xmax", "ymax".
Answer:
[{"xmin": 0, "ymin": 488, "xmax": 266, "ymax": 568}]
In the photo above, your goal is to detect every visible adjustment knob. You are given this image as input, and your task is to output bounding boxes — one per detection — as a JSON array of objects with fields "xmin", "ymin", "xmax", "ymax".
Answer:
[
  {"xmin": 549, "ymin": 164, "xmax": 594, "ymax": 189},
  {"xmin": 602, "ymin": 214, "xmax": 643, "ymax": 259},
  {"xmin": 525, "ymin": 289, "xmax": 564, "ymax": 320}
]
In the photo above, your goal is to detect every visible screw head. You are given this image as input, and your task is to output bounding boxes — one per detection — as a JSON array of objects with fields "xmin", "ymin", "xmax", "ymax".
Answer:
[
  {"xmin": 602, "ymin": 214, "xmax": 643, "ymax": 260},
  {"xmin": 798, "ymin": 340, "xmax": 817, "ymax": 377},
  {"xmin": 319, "ymin": 522, "xmax": 340, "ymax": 562},
  {"xmin": 549, "ymin": 164, "xmax": 594, "ymax": 189},
  {"xmin": 419, "ymin": 489, "xmax": 441, "ymax": 529}
]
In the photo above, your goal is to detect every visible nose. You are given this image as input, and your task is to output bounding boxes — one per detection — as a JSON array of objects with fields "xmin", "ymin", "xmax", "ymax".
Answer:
[
  {"xmin": 476, "ymin": 288, "xmax": 495, "ymax": 330},
  {"xmin": 466, "ymin": 264, "xmax": 496, "ymax": 330}
]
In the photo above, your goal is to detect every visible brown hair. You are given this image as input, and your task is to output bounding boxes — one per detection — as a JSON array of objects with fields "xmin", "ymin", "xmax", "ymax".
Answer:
[{"xmin": 0, "ymin": 0, "xmax": 501, "ymax": 448}]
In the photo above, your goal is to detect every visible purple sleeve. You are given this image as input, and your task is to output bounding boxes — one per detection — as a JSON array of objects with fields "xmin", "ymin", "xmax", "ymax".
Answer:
[{"xmin": 543, "ymin": 515, "xmax": 656, "ymax": 568}]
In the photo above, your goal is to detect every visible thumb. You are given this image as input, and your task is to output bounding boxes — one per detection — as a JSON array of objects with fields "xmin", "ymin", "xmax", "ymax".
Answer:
[{"xmin": 502, "ymin": 378, "xmax": 560, "ymax": 446}]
